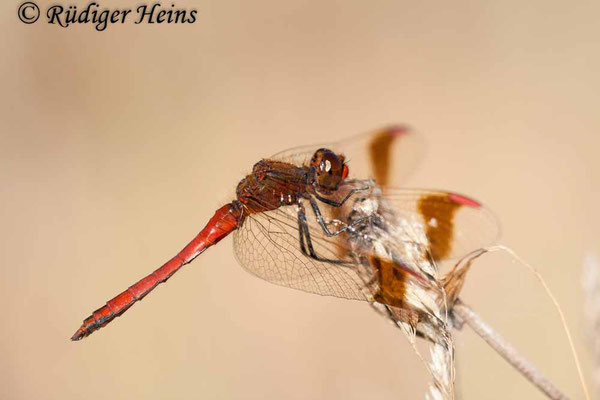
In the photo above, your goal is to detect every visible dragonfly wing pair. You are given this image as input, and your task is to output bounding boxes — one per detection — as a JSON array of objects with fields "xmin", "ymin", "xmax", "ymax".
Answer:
[{"xmin": 272, "ymin": 124, "xmax": 426, "ymax": 188}]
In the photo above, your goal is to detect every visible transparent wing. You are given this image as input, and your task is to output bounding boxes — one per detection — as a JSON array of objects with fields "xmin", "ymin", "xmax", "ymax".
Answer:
[
  {"xmin": 232, "ymin": 184, "xmax": 499, "ymax": 300},
  {"xmin": 380, "ymin": 188, "xmax": 500, "ymax": 261},
  {"xmin": 232, "ymin": 199, "xmax": 375, "ymax": 301},
  {"xmin": 271, "ymin": 125, "xmax": 427, "ymax": 187}
]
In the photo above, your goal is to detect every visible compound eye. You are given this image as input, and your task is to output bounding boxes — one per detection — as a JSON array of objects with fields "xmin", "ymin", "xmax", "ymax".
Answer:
[{"xmin": 310, "ymin": 149, "xmax": 346, "ymax": 191}]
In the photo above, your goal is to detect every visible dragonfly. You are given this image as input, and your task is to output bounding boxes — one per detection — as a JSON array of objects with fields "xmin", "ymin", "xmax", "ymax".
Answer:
[{"xmin": 71, "ymin": 126, "xmax": 499, "ymax": 398}]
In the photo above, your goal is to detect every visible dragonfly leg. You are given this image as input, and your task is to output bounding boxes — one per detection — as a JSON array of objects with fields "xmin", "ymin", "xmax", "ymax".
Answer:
[
  {"xmin": 309, "ymin": 197, "xmax": 370, "ymax": 237},
  {"xmin": 311, "ymin": 183, "xmax": 370, "ymax": 207},
  {"xmin": 297, "ymin": 204, "xmax": 315, "ymax": 257},
  {"xmin": 372, "ymin": 303, "xmax": 440, "ymax": 344},
  {"xmin": 297, "ymin": 204, "xmax": 350, "ymax": 265}
]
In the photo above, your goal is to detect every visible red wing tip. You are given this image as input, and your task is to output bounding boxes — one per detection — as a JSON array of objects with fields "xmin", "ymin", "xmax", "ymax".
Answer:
[
  {"xmin": 71, "ymin": 327, "xmax": 88, "ymax": 341},
  {"xmin": 448, "ymin": 193, "xmax": 481, "ymax": 208},
  {"xmin": 385, "ymin": 125, "xmax": 411, "ymax": 136}
]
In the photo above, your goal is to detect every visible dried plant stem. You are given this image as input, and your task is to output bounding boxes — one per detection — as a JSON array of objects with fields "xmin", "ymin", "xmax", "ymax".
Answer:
[{"xmin": 453, "ymin": 299, "xmax": 571, "ymax": 400}]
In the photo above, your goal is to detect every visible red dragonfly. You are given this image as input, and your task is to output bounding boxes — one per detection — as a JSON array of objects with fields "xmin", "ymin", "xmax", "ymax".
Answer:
[
  {"xmin": 72, "ymin": 125, "xmax": 498, "ymax": 338},
  {"xmin": 71, "ymin": 125, "xmax": 499, "ymax": 397}
]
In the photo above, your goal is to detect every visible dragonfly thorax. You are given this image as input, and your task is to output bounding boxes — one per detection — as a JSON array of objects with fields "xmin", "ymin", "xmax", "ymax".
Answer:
[{"xmin": 235, "ymin": 159, "xmax": 310, "ymax": 215}]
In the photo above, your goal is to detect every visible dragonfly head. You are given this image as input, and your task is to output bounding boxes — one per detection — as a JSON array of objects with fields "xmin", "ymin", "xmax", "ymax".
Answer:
[{"xmin": 309, "ymin": 148, "xmax": 349, "ymax": 193}]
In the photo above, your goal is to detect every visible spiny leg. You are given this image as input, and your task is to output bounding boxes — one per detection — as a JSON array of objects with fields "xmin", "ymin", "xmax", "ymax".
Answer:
[
  {"xmin": 369, "ymin": 302, "xmax": 441, "ymax": 344},
  {"xmin": 309, "ymin": 197, "xmax": 371, "ymax": 237},
  {"xmin": 296, "ymin": 203, "xmax": 351, "ymax": 265},
  {"xmin": 310, "ymin": 183, "xmax": 370, "ymax": 207},
  {"xmin": 297, "ymin": 204, "xmax": 317, "ymax": 258}
]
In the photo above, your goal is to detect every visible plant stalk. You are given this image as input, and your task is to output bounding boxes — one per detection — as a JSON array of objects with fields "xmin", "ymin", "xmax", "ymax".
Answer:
[{"xmin": 453, "ymin": 299, "xmax": 571, "ymax": 400}]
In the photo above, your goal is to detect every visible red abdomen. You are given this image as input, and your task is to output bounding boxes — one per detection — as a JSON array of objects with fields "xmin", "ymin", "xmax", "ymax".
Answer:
[{"xmin": 71, "ymin": 202, "xmax": 241, "ymax": 340}]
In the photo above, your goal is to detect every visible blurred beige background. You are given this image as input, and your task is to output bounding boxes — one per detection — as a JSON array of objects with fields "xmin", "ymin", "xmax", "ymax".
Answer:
[{"xmin": 1, "ymin": 1, "xmax": 599, "ymax": 399}]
